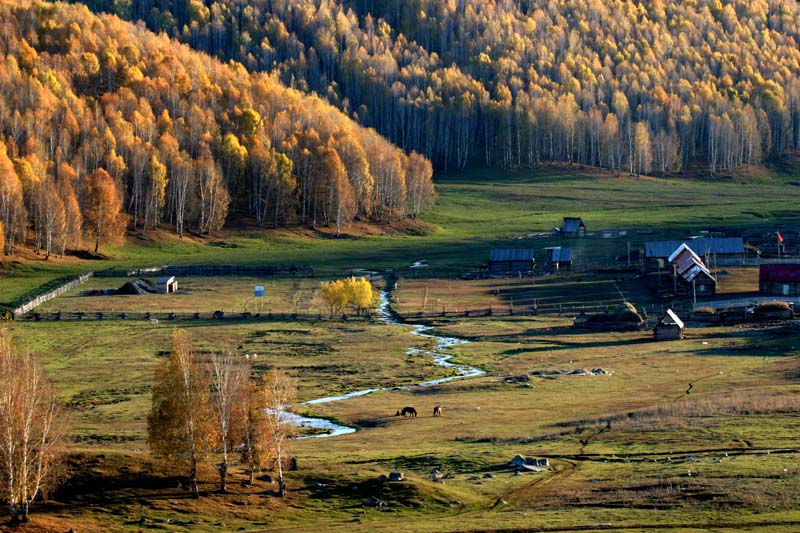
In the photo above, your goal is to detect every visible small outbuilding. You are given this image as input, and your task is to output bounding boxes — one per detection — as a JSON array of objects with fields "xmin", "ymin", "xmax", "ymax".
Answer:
[
  {"xmin": 759, "ymin": 264, "xmax": 800, "ymax": 296},
  {"xmin": 156, "ymin": 276, "xmax": 178, "ymax": 294},
  {"xmin": 488, "ymin": 249, "xmax": 534, "ymax": 275},
  {"xmin": 560, "ymin": 217, "xmax": 586, "ymax": 237},
  {"xmin": 654, "ymin": 309, "xmax": 685, "ymax": 340},
  {"xmin": 545, "ymin": 246, "xmax": 573, "ymax": 271}
]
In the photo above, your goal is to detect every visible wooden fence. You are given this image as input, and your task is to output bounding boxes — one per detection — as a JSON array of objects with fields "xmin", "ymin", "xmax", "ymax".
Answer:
[
  {"xmin": 394, "ymin": 301, "xmax": 691, "ymax": 322},
  {"xmin": 95, "ymin": 263, "xmax": 314, "ymax": 278},
  {"xmin": 12, "ymin": 272, "xmax": 95, "ymax": 318},
  {"xmin": 20, "ymin": 309, "xmax": 372, "ymax": 323}
]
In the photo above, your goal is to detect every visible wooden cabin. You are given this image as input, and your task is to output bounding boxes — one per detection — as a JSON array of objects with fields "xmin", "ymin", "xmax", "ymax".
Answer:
[
  {"xmin": 668, "ymin": 244, "xmax": 717, "ymax": 296},
  {"xmin": 759, "ymin": 264, "xmax": 800, "ymax": 296},
  {"xmin": 645, "ymin": 237, "xmax": 744, "ymax": 270},
  {"xmin": 545, "ymin": 247, "xmax": 573, "ymax": 271},
  {"xmin": 654, "ymin": 309, "xmax": 684, "ymax": 340},
  {"xmin": 488, "ymin": 249, "xmax": 534, "ymax": 275},
  {"xmin": 560, "ymin": 217, "xmax": 586, "ymax": 237}
]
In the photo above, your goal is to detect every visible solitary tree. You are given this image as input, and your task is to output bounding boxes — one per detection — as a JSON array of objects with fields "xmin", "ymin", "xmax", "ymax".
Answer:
[
  {"xmin": 148, "ymin": 329, "xmax": 215, "ymax": 497},
  {"xmin": 0, "ymin": 330, "xmax": 66, "ymax": 522}
]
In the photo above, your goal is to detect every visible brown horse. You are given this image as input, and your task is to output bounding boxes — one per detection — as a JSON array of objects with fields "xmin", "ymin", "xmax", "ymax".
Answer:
[
  {"xmin": 433, "ymin": 405, "xmax": 443, "ymax": 417},
  {"xmin": 400, "ymin": 406, "xmax": 417, "ymax": 417}
]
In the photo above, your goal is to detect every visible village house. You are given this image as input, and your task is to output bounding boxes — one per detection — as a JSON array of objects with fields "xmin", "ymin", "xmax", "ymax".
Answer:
[
  {"xmin": 488, "ymin": 249, "xmax": 535, "ymax": 275},
  {"xmin": 645, "ymin": 237, "xmax": 744, "ymax": 270},
  {"xmin": 668, "ymin": 244, "xmax": 716, "ymax": 297},
  {"xmin": 654, "ymin": 309, "xmax": 685, "ymax": 340},
  {"xmin": 759, "ymin": 264, "xmax": 800, "ymax": 296}
]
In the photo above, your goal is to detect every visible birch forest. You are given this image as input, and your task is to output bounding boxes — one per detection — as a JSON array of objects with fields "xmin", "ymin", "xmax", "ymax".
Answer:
[
  {"xmin": 0, "ymin": 0, "xmax": 435, "ymax": 256},
  {"xmin": 76, "ymin": 0, "xmax": 800, "ymax": 174}
]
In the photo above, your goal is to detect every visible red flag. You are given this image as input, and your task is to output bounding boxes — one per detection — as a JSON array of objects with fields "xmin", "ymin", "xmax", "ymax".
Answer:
[{"xmin": 777, "ymin": 232, "xmax": 784, "ymax": 243}]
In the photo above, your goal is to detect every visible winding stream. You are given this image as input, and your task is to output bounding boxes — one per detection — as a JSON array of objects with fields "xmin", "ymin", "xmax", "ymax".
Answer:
[{"xmin": 293, "ymin": 291, "xmax": 484, "ymax": 439}]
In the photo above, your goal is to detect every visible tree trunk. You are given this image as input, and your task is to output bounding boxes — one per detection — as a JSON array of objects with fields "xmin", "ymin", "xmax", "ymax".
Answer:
[
  {"xmin": 190, "ymin": 459, "xmax": 199, "ymax": 498},
  {"xmin": 217, "ymin": 461, "xmax": 228, "ymax": 493}
]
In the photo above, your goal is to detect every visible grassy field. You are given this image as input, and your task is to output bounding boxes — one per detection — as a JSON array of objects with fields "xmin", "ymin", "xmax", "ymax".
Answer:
[
  {"xmin": 3, "ymin": 166, "xmax": 800, "ymax": 310},
  {"xmin": 4, "ymin": 167, "xmax": 800, "ymax": 531},
  {"xmin": 10, "ymin": 302, "xmax": 800, "ymax": 531},
  {"xmin": 38, "ymin": 277, "xmax": 335, "ymax": 315}
]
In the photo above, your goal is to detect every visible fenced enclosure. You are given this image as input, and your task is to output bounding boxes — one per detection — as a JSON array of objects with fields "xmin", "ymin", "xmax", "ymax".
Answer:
[
  {"xmin": 96, "ymin": 263, "xmax": 315, "ymax": 278},
  {"xmin": 21, "ymin": 309, "xmax": 374, "ymax": 322},
  {"xmin": 12, "ymin": 272, "xmax": 95, "ymax": 318}
]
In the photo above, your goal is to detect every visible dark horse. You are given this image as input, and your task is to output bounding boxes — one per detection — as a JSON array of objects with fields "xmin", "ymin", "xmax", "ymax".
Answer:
[{"xmin": 399, "ymin": 406, "xmax": 417, "ymax": 417}]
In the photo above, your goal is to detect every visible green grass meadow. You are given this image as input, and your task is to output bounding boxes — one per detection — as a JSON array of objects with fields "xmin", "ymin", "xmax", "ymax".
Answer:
[{"xmin": 4, "ymin": 167, "xmax": 800, "ymax": 531}]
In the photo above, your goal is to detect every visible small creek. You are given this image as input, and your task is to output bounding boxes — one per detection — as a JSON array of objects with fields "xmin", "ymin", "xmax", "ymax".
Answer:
[{"xmin": 292, "ymin": 291, "xmax": 484, "ymax": 439}]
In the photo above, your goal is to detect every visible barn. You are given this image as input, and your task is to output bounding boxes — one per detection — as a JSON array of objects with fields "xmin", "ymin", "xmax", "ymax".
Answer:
[
  {"xmin": 645, "ymin": 237, "xmax": 744, "ymax": 270},
  {"xmin": 560, "ymin": 217, "xmax": 586, "ymax": 237},
  {"xmin": 156, "ymin": 276, "xmax": 178, "ymax": 294},
  {"xmin": 488, "ymin": 249, "xmax": 534, "ymax": 275},
  {"xmin": 654, "ymin": 309, "xmax": 685, "ymax": 341},
  {"xmin": 545, "ymin": 247, "xmax": 573, "ymax": 271},
  {"xmin": 668, "ymin": 244, "xmax": 717, "ymax": 296},
  {"xmin": 759, "ymin": 264, "xmax": 800, "ymax": 296}
]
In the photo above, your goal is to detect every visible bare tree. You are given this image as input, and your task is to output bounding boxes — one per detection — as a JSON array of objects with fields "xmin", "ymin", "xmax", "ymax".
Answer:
[
  {"xmin": 0, "ymin": 330, "xmax": 66, "ymax": 523},
  {"xmin": 260, "ymin": 369, "xmax": 296, "ymax": 497},
  {"xmin": 208, "ymin": 350, "xmax": 249, "ymax": 493}
]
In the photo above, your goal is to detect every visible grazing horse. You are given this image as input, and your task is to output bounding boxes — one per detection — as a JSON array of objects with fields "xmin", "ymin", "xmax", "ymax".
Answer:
[
  {"xmin": 400, "ymin": 406, "xmax": 417, "ymax": 417},
  {"xmin": 433, "ymin": 405, "xmax": 443, "ymax": 417}
]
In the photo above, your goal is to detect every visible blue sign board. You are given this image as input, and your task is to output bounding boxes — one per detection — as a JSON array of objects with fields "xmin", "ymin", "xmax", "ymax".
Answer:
[{"xmin": 254, "ymin": 285, "xmax": 265, "ymax": 297}]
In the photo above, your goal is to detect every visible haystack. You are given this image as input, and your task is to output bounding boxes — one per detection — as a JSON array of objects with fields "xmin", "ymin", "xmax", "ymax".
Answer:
[
  {"xmin": 574, "ymin": 301, "xmax": 644, "ymax": 331},
  {"xmin": 116, "ymin": 278, "xmax": 157, "ymax": 295}
]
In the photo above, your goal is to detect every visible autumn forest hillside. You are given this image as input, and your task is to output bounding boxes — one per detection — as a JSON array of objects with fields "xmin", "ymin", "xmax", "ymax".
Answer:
[
  {"xmin": 0, "ymin": 0, "xmax": 434, "ymax": 258},
  {"xmin": 77, "ymin": 0, "xmax": 800, "ymax": 174},
  {"xmin": 2, "ymin": 0, "xmax": 800, "ymax": 260}
]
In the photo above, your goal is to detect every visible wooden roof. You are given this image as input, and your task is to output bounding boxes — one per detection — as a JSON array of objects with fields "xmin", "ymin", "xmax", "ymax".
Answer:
[{"xmin": 658, "ymin": 309, "xmax": 684, "ymax": 329}]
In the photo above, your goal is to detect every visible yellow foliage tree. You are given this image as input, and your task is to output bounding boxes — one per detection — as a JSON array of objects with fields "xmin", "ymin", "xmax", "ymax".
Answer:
[
  {"xmin": 147, "ymin": 329, "xmax": 216, "ymax": 498},
  {"xmin": 320, "ymin": 277, "xmax": 375, "ymax": 316},
  {"xmin": 344, "ymin": 276, "xmax": 374, "ymax": 315},
  {"xmin": 320, "ymin": 279, "xmax": 348, "ymax": 317}
]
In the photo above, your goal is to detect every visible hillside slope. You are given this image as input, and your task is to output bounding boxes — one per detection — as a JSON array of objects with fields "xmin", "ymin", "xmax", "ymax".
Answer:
[
  {"xmin": 74, "ymin": 0, "xmax": 800, "ymax": 173},
  {"xmin": 0, "ymin": 0, "xmax": 434, "ymax": 257}
]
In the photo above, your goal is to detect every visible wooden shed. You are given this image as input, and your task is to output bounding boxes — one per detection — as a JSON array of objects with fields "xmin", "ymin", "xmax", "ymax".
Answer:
[
  {"xmin": 488, "ymin": 249, "xmax": 534, "ymax": 275},
  {"xmin": 654, "ymin": 309, "xmax": 684, "ymax": 340},
  {"xmin": 560, "ymin": 217, "xmax": 586, "ymax": 237},
  {"xmin": 156, "ymin": 276, "xmax": 178, "ymax": 294},
  {"xmin": 545, "ymin": 247, "xmax": 573, "ymax": 271},
  {"xmin": 759, "ymin": 264, "xmax": 800, "ymax": 296}
]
